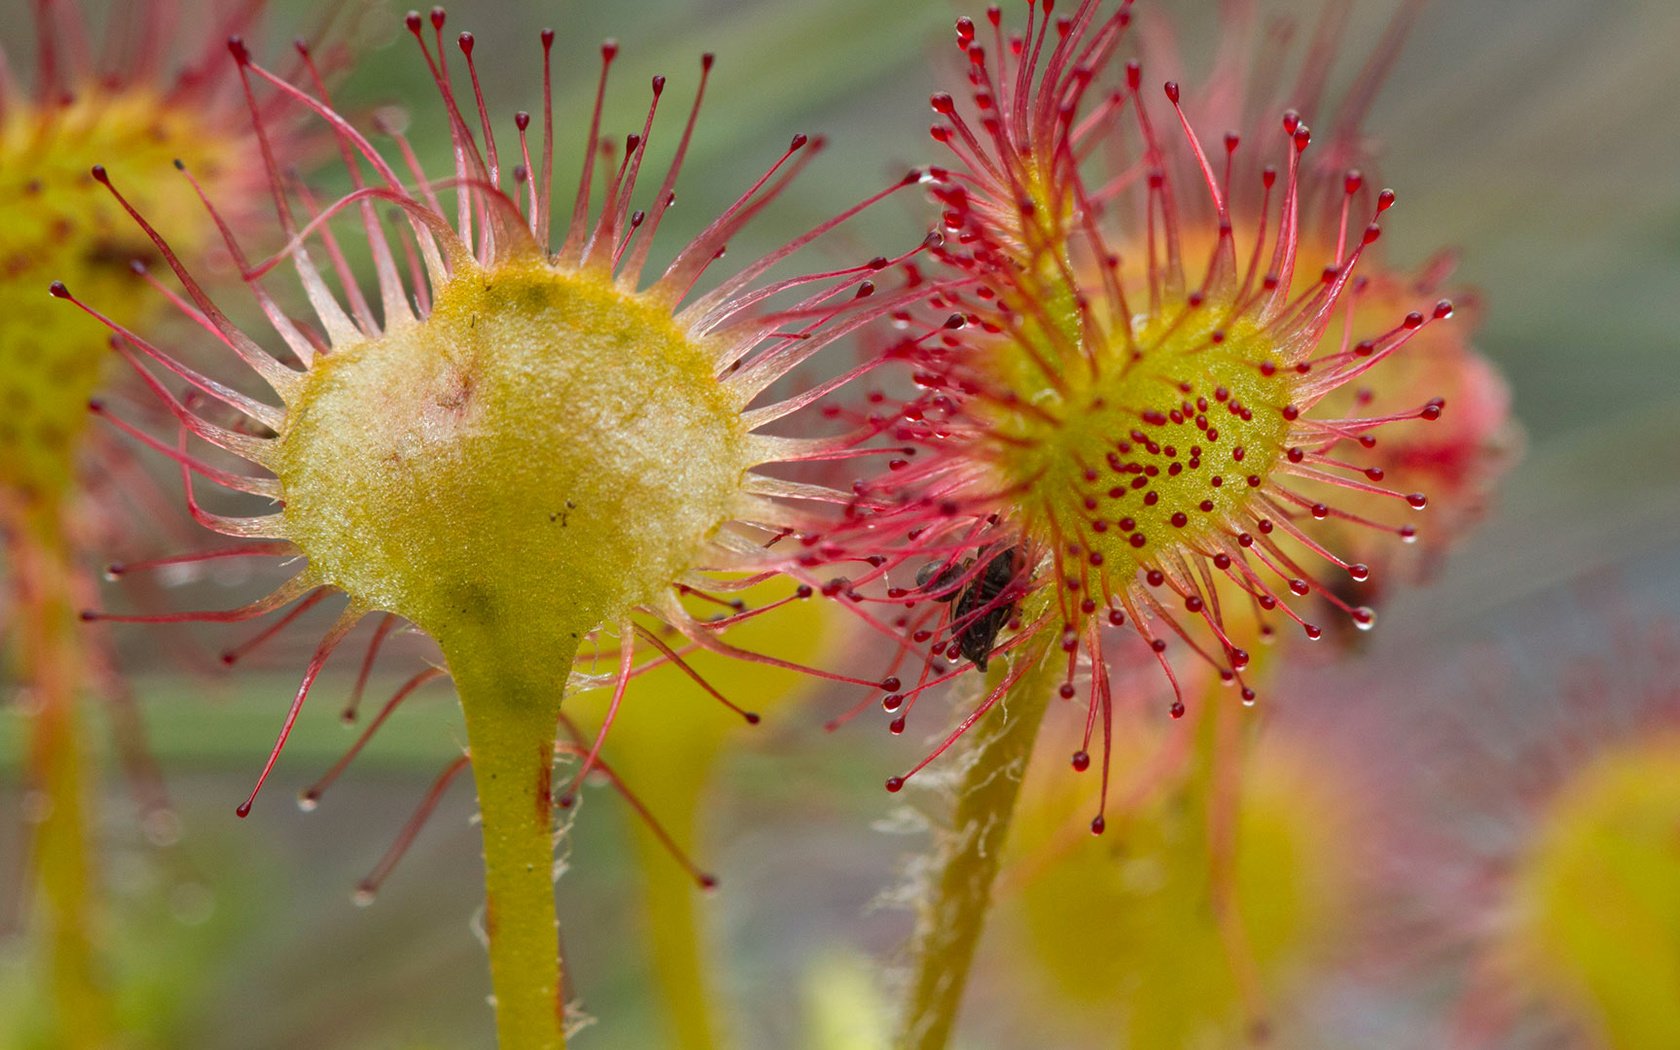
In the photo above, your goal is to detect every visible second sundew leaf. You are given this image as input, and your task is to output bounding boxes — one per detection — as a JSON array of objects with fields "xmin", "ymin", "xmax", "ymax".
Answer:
[
  {"xmin": 809, "ymin": 0, "xmax": 1509, "ymax": 835},
  {"xmin": 801, "ymin": 5, "xmax": 1513, "ymax": 1048}
]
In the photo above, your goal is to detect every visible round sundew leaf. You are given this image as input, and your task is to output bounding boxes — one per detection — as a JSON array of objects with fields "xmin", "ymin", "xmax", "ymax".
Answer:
[{"xmin": 276, "ymin": 259, "xmax": 753, "ymax": 653}]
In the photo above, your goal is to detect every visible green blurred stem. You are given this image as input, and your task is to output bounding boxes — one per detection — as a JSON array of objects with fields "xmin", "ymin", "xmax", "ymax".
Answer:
[
  {"xmin": 1105, "ymin": 674, "xmax": 1265, "ymax": 1049},
  {"xmin": 15, "ymin": 509, "xmax": 113, "ymax": 1049},
  {"xmin": 1193, "ymin": 663, "xmax": 1266, "ymax": 1037},
  {"xmin": 895, "ymin": 642, "xmax": 1057, "ymax": 1050},
  {"xmin": 891, "ymin": 243, "xmax": 1089, "ymax": 1050},
  {"xmin": 632, "ymin": 802, "xmax": 720, "ymax": 1050},
  {"xmin": 448, "ymin": 640, "xmax": 574, "ymax": 1050}
]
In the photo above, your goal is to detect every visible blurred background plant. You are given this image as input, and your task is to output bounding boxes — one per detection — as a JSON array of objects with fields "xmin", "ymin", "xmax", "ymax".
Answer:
[
  {"xmin": 0, "ymin": 2, "xmax": 350, "ymax": 1044},
  {"xmin": 0, "ymin": 0, "xmax": 1675, "ymax": 1047},
  {"xmin": 1358, "ymin": 606, "xmax": 1680, "ymax": 1049}
]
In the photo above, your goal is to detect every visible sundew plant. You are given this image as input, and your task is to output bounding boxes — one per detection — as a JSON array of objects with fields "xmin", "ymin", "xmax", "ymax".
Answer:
[
  {"xmin": 799, "ymin": 1, "xmax": 1510, "ymax": 1044},
  {"xmin": 60, "ymin": 7, "xmax": 934, "ymax": 1048}
]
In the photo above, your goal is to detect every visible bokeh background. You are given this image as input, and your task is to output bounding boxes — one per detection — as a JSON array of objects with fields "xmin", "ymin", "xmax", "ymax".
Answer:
[{"xmin": 2, "ymin": 0, "xmax": 1678, "ymax": 1047}]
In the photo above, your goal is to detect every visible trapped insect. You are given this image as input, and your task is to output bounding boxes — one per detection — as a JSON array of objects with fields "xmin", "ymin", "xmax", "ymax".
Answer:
[{"xmin": 918, "ymin": 545, "xmax": 1024, "ymax": 671}]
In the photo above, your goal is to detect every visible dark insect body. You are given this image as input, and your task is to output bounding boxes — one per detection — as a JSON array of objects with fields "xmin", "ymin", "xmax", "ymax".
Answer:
[{"xmin": 918, "ymin": 545, "xmax": 1022, "ymax": 671}]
